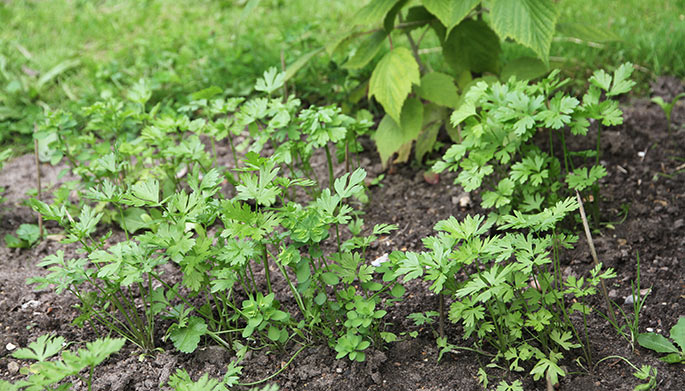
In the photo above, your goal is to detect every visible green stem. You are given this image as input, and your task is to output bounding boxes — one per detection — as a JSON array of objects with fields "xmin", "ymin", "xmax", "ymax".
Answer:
[
  {"xmin": 263, "ymin": 246, "xmax": 272, "ymax": 294},
  {"xmin": 324, "ymin": 143, "xmax": 335, "ymax": 191},
  {"xmin": 238, "ymin": 344, "xmax": 309, "ymax": 386}
]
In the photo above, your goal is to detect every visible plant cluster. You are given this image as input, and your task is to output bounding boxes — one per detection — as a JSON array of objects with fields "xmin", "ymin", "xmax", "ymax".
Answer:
[
  {"xmin": 27, "ymin": 69, "xmax": 402, "ymax": 375},
  {"xmin": 433, "ymin": 64, "xmax": 635, "ymax": 225}
]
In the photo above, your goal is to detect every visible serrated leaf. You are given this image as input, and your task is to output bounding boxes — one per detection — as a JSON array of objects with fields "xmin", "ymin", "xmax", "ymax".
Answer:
[
  {"xmin": 369, "ymin": 47, "xmax": 420, "ymax": 124},
  {"xmin": 12, "ymin": 334, "xmax": 65, "ymax": 361},
  {"xmin": 417, "ymin": 72, "xmax": 459, "ymax": 108},
  {"xmin": 170, "ymin": 317, "xmax": 208, "ymax": 353},
  {"xmin": 490, "ymin": 0, "xmax": 557, "ymax": 64},
  {"xmin": 638, "ymin": 333, "xmax": 678, "ymax": 354},
  {"xmin": 608, "ymin": 62, "xmax": 635, "ymax": 97},
  {"xmin": 355, "ymin": 0, "xmax": 401, "ymax": 26},
  {"xmin": 345, "ymin": 30, "xmax": 388, "ymax": 70},
  {"xmin": 373, "ymin": 98, "xmax": 423, "ymax": 168},
  {"xmin": 422, "ymin": 0, "xmax": 480, "ymax": 34},
  {"xmin": 443, "ymin": 18, "xmax": 501, "ymax": 75},
  {"xmin": 131, "ymin": 179, "xmax": 159, "ymax": 205}
]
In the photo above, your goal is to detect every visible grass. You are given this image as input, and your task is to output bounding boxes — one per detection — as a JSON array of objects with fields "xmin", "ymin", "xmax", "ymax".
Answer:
[
  {"xmin": 551, "ymin": 0, "xmax": 685, "ymax": 91},
  {"xmin": 0, "ymin": 0, "xmax": 364, "ymax": 144},
  {"xmin": 0, "ymin": 0, "xmax": 683, "ymax": 147}
]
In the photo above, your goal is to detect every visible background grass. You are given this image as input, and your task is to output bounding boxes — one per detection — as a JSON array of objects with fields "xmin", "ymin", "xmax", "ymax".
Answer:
[{"xmin": 1, "ymin": 0, "xmax": 683, "ymax": 147}]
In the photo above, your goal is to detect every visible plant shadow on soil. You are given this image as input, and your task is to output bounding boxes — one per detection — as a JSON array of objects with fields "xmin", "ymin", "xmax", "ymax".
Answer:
[{"xmin": 1, "ymin": 77, "xmax": 684, "ymax": 390}]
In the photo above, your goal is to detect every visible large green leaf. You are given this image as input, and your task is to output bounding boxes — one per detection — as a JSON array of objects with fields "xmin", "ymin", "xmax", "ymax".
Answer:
[
  {"xmin": 344, "ymin": 30, "xmax": 388, "ymax": 70},
  {"xmin": 500, "ymin": 56, "xmax": 549, "ymax": 81},
  {"xmin": 490, "ymin": 0, "xmax": 557, "ymax": 64},
  {"xmin": 369, "ymin": 47, "xmax": 420, "ymax": 124},
  {"xmin": 443, "ymin": 19, "xmax": 501, "ymax": 75},
  {"xmin": 638, "ymin": 333, "xmax": 678, "ymax": 353},
  {"xmin": 374, "ymin": 98, "xmax": 423, "ymax": 168},
  {"xmin": 670, "ymin": 317, "xmax": 685, "ymax": 352},
  {"xmin": 417, "ymin": 72, "xmax": 459, "ymax": 108},
  {"xmin": 422, "ymin": 0, "xmax": 480, "ymax": 35},
  {"xmin": 415, "ymin": 103, "xmax": 445, "ymax": 162},
  {"xmin": 355, "ymin": 0, "xmax": 402, "ymax": 26}
]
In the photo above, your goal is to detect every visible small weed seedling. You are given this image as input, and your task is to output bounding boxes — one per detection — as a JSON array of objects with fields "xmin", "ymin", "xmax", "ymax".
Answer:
[
  {"xmin": 651, "ymin": 92, "xmax": 685, "ymax": 134},
  {"xmin": 4, "ymin": 223, "xmax": 40, "ymax": 248},
  {"xmin": 638, "ymin": 316, "xmax": 685, "ymax": 363}
]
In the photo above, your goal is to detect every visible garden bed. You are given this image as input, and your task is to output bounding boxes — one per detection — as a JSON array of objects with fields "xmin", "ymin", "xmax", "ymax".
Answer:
[{"xmin": 0, "ymin": 77, "xmax": 684, "ymax": 390}]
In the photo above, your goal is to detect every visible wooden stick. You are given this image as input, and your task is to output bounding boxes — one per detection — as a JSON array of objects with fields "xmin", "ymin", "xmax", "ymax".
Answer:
[{"xmin": 576, "ymin": 190, "xmax": 616, "ymax": 324}]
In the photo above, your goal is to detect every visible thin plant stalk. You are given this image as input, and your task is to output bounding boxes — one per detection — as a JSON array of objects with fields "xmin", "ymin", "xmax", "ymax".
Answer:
[
  {"xmin": 33, "ymin": 136, "xmax": 44, "ymax": 237},
  {"xmin": 576, "ymin": 190, "xmax": 616, "ymax": 325}
]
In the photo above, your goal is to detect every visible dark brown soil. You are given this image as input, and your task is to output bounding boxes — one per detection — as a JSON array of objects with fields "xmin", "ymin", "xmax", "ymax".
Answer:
[{"xmin": 1, "ymin": 77, "xmax": 684, "ymax": 390}]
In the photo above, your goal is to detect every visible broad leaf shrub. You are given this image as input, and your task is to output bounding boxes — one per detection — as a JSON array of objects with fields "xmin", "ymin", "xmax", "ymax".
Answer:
[{"xmin": 301, "ymin": 0, "xmax": 569, "ymax": 167}]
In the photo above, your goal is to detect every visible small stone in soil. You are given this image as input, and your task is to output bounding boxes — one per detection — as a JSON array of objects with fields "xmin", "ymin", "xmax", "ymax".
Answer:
[
  {"xmin": 6, "ymin": 342, "xmax": 16, "ymax": 351},
  {"xmin": 7, "ymin": 361, "xmax": 19, "ymax": 374}
]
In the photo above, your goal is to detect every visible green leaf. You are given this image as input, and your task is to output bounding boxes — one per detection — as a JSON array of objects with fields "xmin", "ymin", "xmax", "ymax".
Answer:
[
  {"xmin": 130, "ymin": 179, "xmax": 159, "ymax": 205},
  {"xmin": 670, "ymin": 317, "xmax": 685, "ymax": 352},
  {"xmin": 190, "ymin": 86, "xmax": 223, "ymax": 101},
  {"xmin": 16, "ymin": 223, "xmax": 40, "ymax": 245},
  {"xmin": 608, "ymin": 62, "xmax": 635, "ymax": 97},
  {"xmin": 114, "ymin": 207, "xmax": 151, "ymax": 234},
  {"xmin": 4, "ymin": 234, "xmax": 25, "ymax": 248},
  {"xmin": 490, "ymin": 0, "xmax": 557, "ymax": 64},
  {"xmin": 443, "ymin": 19, "xmax": 501, "ymax": 74},
  {"xmin": 373, "ymin": 98, "xmax": 423, "ymax": 168},
  {"xmin": 170, "ymin": 317, "xmax": 208, "ymax": 353},
  {"xmin": 415, "ymin": 103, "xmax": 445, "ymax": 162},
  {"xmin": 321, "ymin": 272, "xmax": 340, "ymax": 285},
  {"xmin": 255, "ymin": 67, "xmax": 285, "ymax": 95},
  {"xmin": 345, "ymin": 30, "xmax": 388, "ymax": 70},
  {"xmin": 500, "ymin": 57, "xmax": 549, "ymax": 81},
  {"xmin": 638, "ymin": 333, "xmax": 679, "ymax": 354},
  {"xmin": 416, "ymin": 72, "xmax": 459, "ymax": 108},
  {"xmin": 355, "ymin": 0, "xmax": 402, "ymax": 26},
  {"xmin": 285, "ymin": 47, "xmax": 325, "ymax": 82},
  {"xmin": 12, "ymin": 334, "xmax": 65, "ymax": 361},
  {"xmin": 368, "ymin": 47, "xmax": 420, "ymax": 125},
  {"xmin": 422, "ymin": 0, "xmax": 480, "ymax": 34}
]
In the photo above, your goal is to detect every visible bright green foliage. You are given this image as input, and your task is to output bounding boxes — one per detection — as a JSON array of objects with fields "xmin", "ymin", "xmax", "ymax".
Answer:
[
  {"xmin": 368, "ymin": 48, "xmax": 421, "ymax": 125},
  {"xmin": 638, "ymin": 317, "xmax": 685, "ymax": 364},
  {"xmin": 285, "ymin": 0, "xmax": 572, "ymax": 165},
  {"xmin": 8, "ymin": 334, "xmax": 124, "ymax": 391},
  {"xmin": 433, "ymin": 66, "xmax": 633, "ymax": 221},
  {"xmin": 5, "ymin": 223, "xmax": 41, "ymax": 248},
  {"xmin": 490, "ymin": 0, "xmax": 557, "ymax": 64}
]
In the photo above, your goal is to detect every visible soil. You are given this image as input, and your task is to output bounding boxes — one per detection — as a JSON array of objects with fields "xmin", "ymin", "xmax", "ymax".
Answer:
[{"xmin": 1, "ymin": 77, "xmax": 684, "ymax": 390}]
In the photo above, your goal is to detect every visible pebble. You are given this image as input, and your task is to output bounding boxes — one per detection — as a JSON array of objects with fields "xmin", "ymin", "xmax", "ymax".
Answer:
[
  {"xmin": 646, "ymin": 327, "xmax": 654, "ymax": 332},
  {"xmin": 6, "ymin": 342, "xmax": 16, "ymax": 351},
  {"xmin": 336, "ymin": 368, "xmax": 342, "ymax": 373},
  {"xmin": 7, "ymin": 361, "xmax": 19, "ymax": 374}
]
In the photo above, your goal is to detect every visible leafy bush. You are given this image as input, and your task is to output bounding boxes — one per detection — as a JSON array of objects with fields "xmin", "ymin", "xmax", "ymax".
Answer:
[{"xmin": 433, "ymin": 64, "xmax": 634, "ymax": 223}]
